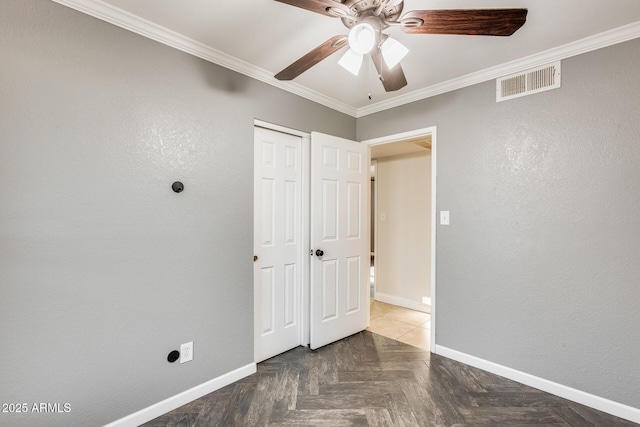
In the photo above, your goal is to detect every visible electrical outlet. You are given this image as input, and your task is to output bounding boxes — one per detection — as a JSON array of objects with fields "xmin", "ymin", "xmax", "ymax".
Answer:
[{"xmin": 180, "ymin": 342, "xmax": 193, "ymax": 364}]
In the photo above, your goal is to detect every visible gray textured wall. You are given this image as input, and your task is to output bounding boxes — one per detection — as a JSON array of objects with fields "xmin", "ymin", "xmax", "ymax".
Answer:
[
  {"xmin": 358, "ymin": 39, "xmax": 640, "ymax": 408},
  {"xmin": 0, "ymin": 1, "xmax": 354, "ymax": 426}
]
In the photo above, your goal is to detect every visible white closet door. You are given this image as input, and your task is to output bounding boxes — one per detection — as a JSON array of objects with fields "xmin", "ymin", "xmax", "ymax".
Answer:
[
  {"xmin": 254, "ymin": 127, "xmax": 302, "ymax": 362},
  {"xmin": 309, "ymin": 132, "xmax": 370, "ymax": 350}
]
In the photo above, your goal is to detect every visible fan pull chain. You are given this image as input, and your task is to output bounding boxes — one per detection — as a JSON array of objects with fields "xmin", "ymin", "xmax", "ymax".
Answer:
[
  {"xmin": 366, "ymin": 52, "xmax": 373, "ymax": 100},
  {"xmin": 377, "ymin": 45, "xmax": 385, "ymax": 82}
]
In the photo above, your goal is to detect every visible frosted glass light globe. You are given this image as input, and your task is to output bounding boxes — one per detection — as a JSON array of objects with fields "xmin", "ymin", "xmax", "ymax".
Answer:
[{"xmin": 348, "ymin": 23, "xmax": 376, "ymax": 55}]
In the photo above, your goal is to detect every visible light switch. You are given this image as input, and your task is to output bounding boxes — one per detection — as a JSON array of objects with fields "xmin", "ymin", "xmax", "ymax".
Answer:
[{"xmin": 440, "ymin": 211, "xmax": 450, "ymax": 225}]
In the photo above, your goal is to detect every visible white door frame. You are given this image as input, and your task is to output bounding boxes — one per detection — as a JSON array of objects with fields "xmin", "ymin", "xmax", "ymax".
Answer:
[
  {"xmin": 370, "ymin": 159, "xmax": 377, "ymax": 299},
  {"xmin": 254, "ymin": 119, "xmax": 311, "ymax": 349},
  {"xmin": 361, "ymin": 126, "xmax": 437, "ymax": 352}
]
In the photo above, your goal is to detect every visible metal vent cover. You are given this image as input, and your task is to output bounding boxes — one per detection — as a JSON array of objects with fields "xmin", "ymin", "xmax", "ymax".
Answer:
[{"xmin": 496, "ymin": 61, "xmax": 561, "ymax": 102}]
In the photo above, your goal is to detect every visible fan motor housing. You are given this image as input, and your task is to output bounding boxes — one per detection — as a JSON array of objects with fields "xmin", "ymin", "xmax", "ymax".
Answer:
[{"xmin": 340, "ymin": 0, "xmax": 404, "ymax": 28}]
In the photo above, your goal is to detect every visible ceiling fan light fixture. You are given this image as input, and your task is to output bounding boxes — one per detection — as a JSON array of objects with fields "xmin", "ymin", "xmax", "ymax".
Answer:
[
  {"xmin": 348, "ymin": 23, "xmax": 376, "ymax": 55},
  {"xmin": 380, "ymin": 37, "xmax": 409, "ymax": 70},
  {"xmin": 338, "ymin": 48, "xmax": 364, "ymax": 76}
]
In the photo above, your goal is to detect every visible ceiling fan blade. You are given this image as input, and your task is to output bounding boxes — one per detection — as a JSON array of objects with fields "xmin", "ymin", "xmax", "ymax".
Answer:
[
  {"xmin": 370, "ymin": 47, "xmax": 407, "ymax": 92},
  {"xmin": 401, "ymin": 9, "xmax": 527, "ymax": 36},
  {"xmin": 273, "ymin": 0, "xmax": 348, "ymax": 17},
  {"xmin": 275, "ymin": 35, "xmax": 347, "ymax": 81}
]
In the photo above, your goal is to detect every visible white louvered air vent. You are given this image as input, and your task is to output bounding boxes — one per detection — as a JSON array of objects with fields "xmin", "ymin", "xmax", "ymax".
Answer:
[{"xmin": 496, "ymin": 61, "xmax": 561, "ymax": 102}]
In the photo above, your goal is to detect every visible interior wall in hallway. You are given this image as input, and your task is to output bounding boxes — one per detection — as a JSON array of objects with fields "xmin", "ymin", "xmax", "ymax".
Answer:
[{"xmin": 375, "ymin": 152, "xmax": 431, "ymax": 308}]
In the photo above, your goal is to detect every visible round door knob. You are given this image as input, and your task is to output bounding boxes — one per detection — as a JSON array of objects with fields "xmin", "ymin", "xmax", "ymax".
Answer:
[
  {"xmin": 253, "ymin": 255, "xmax": 258, "ymax": 262},
  {"xmin": 315, "ymin": 249, "xmax": 324, "ymax": 257}
]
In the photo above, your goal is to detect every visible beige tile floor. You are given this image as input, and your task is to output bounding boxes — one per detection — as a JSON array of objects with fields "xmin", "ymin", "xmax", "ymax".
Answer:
[{"xmin": 367, "ymin": 300, "xmax": 431, "ymax": 351}]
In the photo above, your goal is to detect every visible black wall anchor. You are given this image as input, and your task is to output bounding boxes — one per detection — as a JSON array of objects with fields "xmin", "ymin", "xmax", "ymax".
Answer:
[{"xmin": 172, "ymin": 181, "xmax": 184, "ymax": 193}]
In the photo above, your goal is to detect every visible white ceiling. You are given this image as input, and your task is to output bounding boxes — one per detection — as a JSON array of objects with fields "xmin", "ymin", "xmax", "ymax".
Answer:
[{"xmin": 56, "ymin": 0, "xmax": 640, "ymax": 116}]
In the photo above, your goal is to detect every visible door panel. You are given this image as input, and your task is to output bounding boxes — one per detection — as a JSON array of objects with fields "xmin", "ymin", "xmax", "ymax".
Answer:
[
  {"xmin": 322, "ymin": 179, "xmax": 339, "ymax": 240},
  {"xmin": 254, "ymin": 127, "xmax": 302, "ymax": 362},
  {"xmin": 259, "ymin": 267, "xmax": 275, "ymax": 335},
  {"xmin": 321, "ymin": 259, "xmax": 338, "ymax": 321},
  {"xmin": 284, "ymin": 181, "xmax": 297, "ymax": 244},
  {"xmin": 310, "ymin": 132, "xmax": 370, "ymax": 350},
  {"xmin": 346, "ymin": 182, "xmax": 361, "ymax": 239},
  {"xmin": 284, "ymin": 263, "xmax": 296, "ymax": 327},
  {"xmin": 260, "ymin": 178, "xmax": 275, "ymax": 246},
  {"xmin": 346, "ymin": 256, "xmax": 361, "ymax": 313}
]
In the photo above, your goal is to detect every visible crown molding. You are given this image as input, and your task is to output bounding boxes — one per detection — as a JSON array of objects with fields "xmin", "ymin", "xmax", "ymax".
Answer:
[
  {"xmin": 50, "ymin": 0, "xmax": 640, "ymax": 119},
  {"xmin": 356, "ymin": 20, "xmax": 640, "ymax": 117},
  {"xmin": 51, "ymin": 0, "xmax": 358, "ymax": 117}
]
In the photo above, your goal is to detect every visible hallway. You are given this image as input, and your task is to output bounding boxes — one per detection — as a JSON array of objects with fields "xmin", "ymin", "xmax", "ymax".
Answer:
[{"xmin": 368, "ymin": 300, "xmax": 430, "ymax": 351}]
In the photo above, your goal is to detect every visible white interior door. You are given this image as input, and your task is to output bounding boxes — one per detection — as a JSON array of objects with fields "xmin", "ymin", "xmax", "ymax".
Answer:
[
  {"xmin": 254, "ymin": 126, "xmax": 303, "ymax": 362},
  {"xmin": 310, "ymin": 131, "xmax": 370, "ymax": 350}
]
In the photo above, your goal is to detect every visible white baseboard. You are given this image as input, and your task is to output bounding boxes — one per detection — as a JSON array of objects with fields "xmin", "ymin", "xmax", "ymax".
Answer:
[
  {"xmin": 104, "ymin": 363, "xmax": 257, "ymax": 427},
  {"xmin": 374, "ymin": 292, "xmax": 430, "ymax": 313},
  {"xmin": 435, "ymin": 345, "xmax": 640, "ymax": 424}
]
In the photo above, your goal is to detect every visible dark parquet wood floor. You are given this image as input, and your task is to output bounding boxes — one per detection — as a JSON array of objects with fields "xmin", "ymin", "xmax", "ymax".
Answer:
[{"xmin": 144, "ymin": 331, "xmax": 637, "ymax": 426}]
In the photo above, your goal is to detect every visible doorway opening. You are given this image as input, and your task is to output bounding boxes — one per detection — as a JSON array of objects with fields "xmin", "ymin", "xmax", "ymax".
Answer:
[{"xmin": 363, "ymin": 127, "xmax": 437, "ymax": 352}]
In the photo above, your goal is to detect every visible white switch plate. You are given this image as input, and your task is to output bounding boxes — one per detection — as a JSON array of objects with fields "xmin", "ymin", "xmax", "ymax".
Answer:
[
  {"xmin": 180, "ymin": 342, "xmax": 193, "ymax": 364},
  {"xmin": 440, "ymin": 211, "xmax": 450, "ymax": 225}
]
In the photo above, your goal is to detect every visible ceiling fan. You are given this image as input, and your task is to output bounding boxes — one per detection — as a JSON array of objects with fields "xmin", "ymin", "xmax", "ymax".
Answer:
[{"xmin": 274, "ymin": 0, "xmax": 528, "ymax": 92}]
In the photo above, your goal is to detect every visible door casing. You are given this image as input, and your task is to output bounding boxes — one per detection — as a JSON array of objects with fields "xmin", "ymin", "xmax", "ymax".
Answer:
[{"xmin": 362, "ymin": 126, "xmax": 437, "ymax": 351}]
